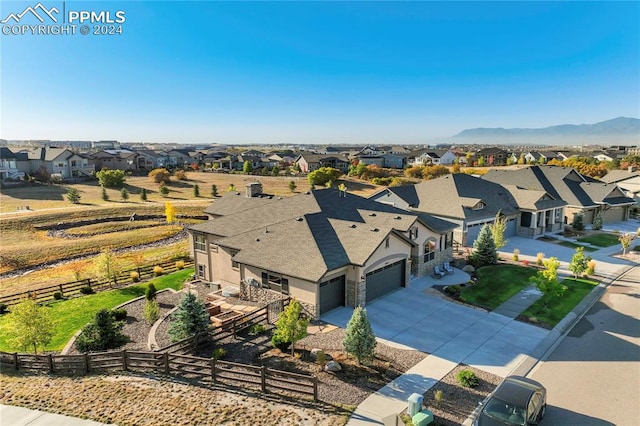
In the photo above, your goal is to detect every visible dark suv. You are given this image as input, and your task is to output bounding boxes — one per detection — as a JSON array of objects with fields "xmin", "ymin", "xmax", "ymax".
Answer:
[{"xmin": 474, "ymin": 375, "xmax": 546, "ymax": 426}]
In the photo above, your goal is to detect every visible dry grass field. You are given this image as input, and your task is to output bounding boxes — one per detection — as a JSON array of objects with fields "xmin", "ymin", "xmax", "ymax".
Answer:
[{"xmin": 0, "ymin": 174, "xmax": 381, "ymax": 296}]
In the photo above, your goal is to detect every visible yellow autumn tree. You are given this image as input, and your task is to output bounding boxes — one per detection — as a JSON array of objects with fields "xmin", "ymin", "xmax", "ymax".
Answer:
[{"xmin": 165, "ymin": 201, "xmax": 177, "ymax": 223}]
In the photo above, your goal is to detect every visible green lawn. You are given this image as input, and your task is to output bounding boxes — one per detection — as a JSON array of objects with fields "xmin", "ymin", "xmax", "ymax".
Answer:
[
  {"xmin": 460, "ymin": 265, "xmax": 537, "ymax": 310},
  {"xmin": 0, "ymin": 268, "xmax": 193, "ymax": 353},
  {"xmin": 521, "ymin": 278, "xmax": 598, "ymax": 328},
  {"xmin": 577, "ymin": 233, "xmax": 620, "ymax": 247},
  {"xmin": 558, "ymin": 241, "xmax": 598, "ymax": 252}
]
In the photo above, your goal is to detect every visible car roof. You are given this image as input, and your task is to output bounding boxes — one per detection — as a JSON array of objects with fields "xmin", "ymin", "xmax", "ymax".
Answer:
[{"xmin": 493, "ymin": 376, "xmax": 543, "ymax": 406}]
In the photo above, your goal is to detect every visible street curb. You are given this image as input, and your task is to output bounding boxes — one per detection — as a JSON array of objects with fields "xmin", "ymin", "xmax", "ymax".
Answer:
[{"xmin": 463, "ymin": 264, "xmax": 636, "ymax": 426}]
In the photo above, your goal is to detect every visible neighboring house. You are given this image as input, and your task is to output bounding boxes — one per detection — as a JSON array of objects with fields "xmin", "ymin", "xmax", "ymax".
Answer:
[
  {"xmin": 27, "ymin": 147, "xmax": 76, "ymax": 179},
  {"xmin": 236, "ymin": 154, "xmax": 265, "ymax": 171},
  {"xmin": 295, "ymin": 153, "xmax": 350, "ymax": 173},
  {"xmin": 475, "ymin": 147, "xmax": 510, "ymax": 166},
  {"xmin": 382, "ymin": 153, "xmax": 407, "ymax": 169},
  {"xmin": 524, "ymin": 151, "xmax": 562, "ymax": 164},
  {"xmin": 189, "ymin": 184, "xmax": 456, "ymax": 318},
  {"xmin": 0, "ymin": 147, "xmax": 24, "ymax": 180},
  {"xmin": 134, "ymin": 149, "xmax": 163, "ymax": 171},
  {"xmin": 354, "ymin": 155, "xmax": 385, "ymax": 167},
  {"xmin": 90, "ymin": 149, "xmax": 138, "ymax": 172},
  {"xmin": 601, "ymin": 168, "xmax": 640, "ymax": 206},
  {"xmin": 67, "ymin": 153, "xmax": 95, "ymax": 177},
  {"xmin": 369, "ymin": 174, "xmax": 524, "ymax": 246},
  {"xmin": 165, "ymin": 149, "xmax": 196, "ymax": 167},
  {"xmin": 483, "ymin": 165, "xmax": 636, "ymax": 226},
  {"xmin": 408, "ymin": 149, "xmax": 443, "ymax": 166}
]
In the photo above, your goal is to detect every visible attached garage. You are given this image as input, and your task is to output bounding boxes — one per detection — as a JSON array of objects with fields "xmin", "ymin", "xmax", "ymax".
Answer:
[
  {"xmin": 602, "ymin": 207, "xmax": 626, "ymax": 223},
  {"xmin": 319, "ymin": 275, "xmax": 345, "ymax": 315},
  {"xmin": 365, "ymin": 259, "xmax": 405, "ymax": 303}
]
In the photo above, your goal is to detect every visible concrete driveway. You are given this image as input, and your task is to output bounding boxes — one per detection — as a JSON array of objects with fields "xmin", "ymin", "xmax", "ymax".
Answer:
[{"xmin": 322, "ymin": 272, "xmax": 548, "ymax": 378}]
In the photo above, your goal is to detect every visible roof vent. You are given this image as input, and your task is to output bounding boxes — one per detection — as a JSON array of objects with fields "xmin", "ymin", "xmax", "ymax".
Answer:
[
  {"xmin": 349, "ymin": 224, "xmax": 356, "ymax": 228},
  {"xmin": 305, "ymin": 191, "xmax": 311, "ymax": 195},
  {"xmin": 265, "ymin": 228, "xmax": 270, "ymax": 233},
  {"xmin": 296, "ymin": 217, "xmax": 304, "ymax": 222},
  {"xmin": 394, "ymin": 216, "xmax": 402, "ymax": 220},
  {"xmin": 255, "ymin": 238, "xmax": 260, "ymax": 242},
  {"xmin": 369, "ymin": 213, "xmax": 377, "ymax": 217},
  {"xmin": 371, "ymin": 228, "xmax": 379, "ymax": 232}
]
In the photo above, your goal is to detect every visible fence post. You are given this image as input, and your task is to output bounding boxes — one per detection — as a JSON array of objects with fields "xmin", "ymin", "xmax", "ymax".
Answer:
[
  {"xmin": 313, "ymin": 376, "xmax": 318, "ymax": 402},
  {"xmin": 84, "ymin": 353, "xmax": 90, "ymax": 373},
  {"xmin": 122, "ymin": 350, "xmax": 128, "ymax": 371},
  {"xmin": 232, "ymin": 319, "xmax": 237, "ymax": 339},
  {"xmin": 59, "ymin": 284, "xmax": 64, "ymax": 297},
  {"xmin": 164, "ymin": 352, "xmax": 170, "ymax": 375},
  {"xmin": 13, "ymin": 352, "xmax": 18, "ymax": 371},
  {"xmin": 47, "ymin": 354, "xmax": 54, "ymax": 373},
  {"xmin": 261, "ymin": 366, "xmax": 266, "ymax": 393},
  {"xmin": 211, "ymin": 358, "xmax": 217, "ymax": 384}
]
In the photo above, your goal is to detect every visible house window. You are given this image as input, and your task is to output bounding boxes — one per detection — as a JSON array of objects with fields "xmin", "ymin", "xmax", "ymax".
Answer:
[
  {"xmin": 261, "ymin": 271, "xmax": 289, "ymax": 294},
  {"xmin": 409, "ymin": 226, "xmax": 419, "ymax": 240},
  {"xmin": 554, "ymin": 209, "xmax": 562, "ymax": 221},
  {"xmin": 197, "ymin": 264, "xmax": 206, "ymax": 279},
  {"xmin": 472, "ymin": 201, "xmax": 485, "ymax": 210},
  {"xmin": 71, "ymin": 160, "xmax": 77, "ymax": 167},
  {"xmin": 209, "ymin": 243, "xmax": 218, "ymax": 253},
  {"xmin": 230, "ymin": 250, "xmax": 239, "ymax": 269},
  {"xmin": 424, "ymin": 239, "xmax": 436, "ymax": 263},
  {"xmin": 194, "ymin": 235, "xmax": 206, "ymax": 252},
  {"xmin": 385, "ymin": 237, "xmax": 390, "ymax": 248}
]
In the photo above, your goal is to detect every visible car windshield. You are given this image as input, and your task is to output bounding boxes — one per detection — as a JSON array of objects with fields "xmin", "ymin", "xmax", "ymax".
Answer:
[{"xmin": 483, "ymin": 396, "xmax": 526, "ymax": 425}]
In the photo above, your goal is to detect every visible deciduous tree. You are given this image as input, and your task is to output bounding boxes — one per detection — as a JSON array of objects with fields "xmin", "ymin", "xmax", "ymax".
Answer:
[
  {"xmin": 619, "ymin": 233, "xmax": 635, "ymax": 255},
  {"xmin": 96, "ymin": 169, "xmax": 126, "ymax": 188},
  {"xmin": 165, "ymin": 201, "xmax": 177, "ymax": 223},
  {"xmin": 95, "ymin": 248, "xmax": 119, "ymax": 286},
  {"xmin": 272, "ymin": 298, "xmax": 308, "ymax": 356},
  {"xmin": 4, "ymin": 298, "xmax": 54, "ymax": 354},
  {"xmin": 569, "ymin": 246, "xmax": 591, "ymax": 280},
  {"xmin": 489, "ymin": 211, "xmax": 508, "ymax": 249}
]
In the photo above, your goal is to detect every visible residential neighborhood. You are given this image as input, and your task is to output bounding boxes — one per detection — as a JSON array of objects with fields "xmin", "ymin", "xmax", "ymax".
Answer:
[{"xmin": 1, "ymin": 1, "xmax": 639, "ymax": 425}]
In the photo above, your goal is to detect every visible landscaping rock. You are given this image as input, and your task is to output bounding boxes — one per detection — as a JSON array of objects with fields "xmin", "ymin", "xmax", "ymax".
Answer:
[
  {"xmin": 324, "ymin": 360, "xmax": 342, "ymax": 372},
  {"xmin": 462, "ymin": 265, "xmax": 475, "ymax": 274}
]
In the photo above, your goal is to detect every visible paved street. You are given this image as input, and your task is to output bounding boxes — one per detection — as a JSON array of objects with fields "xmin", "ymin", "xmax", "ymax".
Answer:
[{"xmin": 529, "ymin": 266, "xmax": 640, "ymax": 426}]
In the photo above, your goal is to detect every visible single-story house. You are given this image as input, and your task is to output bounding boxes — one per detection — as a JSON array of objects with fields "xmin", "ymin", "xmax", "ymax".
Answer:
[
  {"xmin": 483, "ymin": 165, "xmax": 636, "ymax": 226},
  {"xmin": 189, "ymin": 184, "xmax": 457, "ymax": 318}
]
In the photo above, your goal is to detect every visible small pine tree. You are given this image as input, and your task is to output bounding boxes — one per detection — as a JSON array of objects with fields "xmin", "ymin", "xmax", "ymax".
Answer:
[
  {"xmin": 288, "ymin": 181, "xmax": 297, "ymax": 192},
  {"xmin": 211, "ymin": 184, "xmax": 218, "ymax": 197},
  {"xmin": 168, "ymin": 292, "xmax": 210, "ymax": 342},
  {"xmin": 144, "ymin": 299, "xmax": 160, "ymax": 324},
  {"xmin": 120, "ymin": 188, "xmax": 129, "ymax": 201},
  {"xmin": 569, "ymin": 246, "xmax": 591, "ymax": 280},
  {"xmin": 489, "ymin": 211, "xmax": 508, "ymax": 249},
  {"xmin": 145, "ymin": 283, "xmax": 157, "ymax": 301},
  {"xmin": 193, "ymin": 184, "xmax": 200, "ymax": 197},
  {"xmin": 101, "ymin": 187, "xmax": 109, "ymax": 201},
  {"xmin": 75, "ymin": 309, "xmax": 129, "ymax": 352},
  {"xmin": 140, "ymin": 188, "xmax": 147, "ymax": 201},
  {"xmin": 272, "ymin": 298, "xmax": 309, "ymax": 356},
  {"xmin": 592, "ymin": 211, "xmax": 603, "ymax": 230},
  {"xmin": 66, "ymin": 187, "xmax": 81, "ymax": 204},
  {"xmin": 469, "ymin": 225, "xmax": 498, "ymax": 266},
  {"xmin": 343, "ymin": 307, "xmax": 377, "ymax": 365},
  {"xmin": 572, "ymin": 213, "xmax": 585, "ymax": 231},
  {"xmin": 159, "ymin": 184, "xmax": 170, "ymax": 197}
]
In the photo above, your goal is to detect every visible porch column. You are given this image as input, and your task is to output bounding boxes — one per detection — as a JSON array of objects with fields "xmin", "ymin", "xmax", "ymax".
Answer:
[
  {"xmin": 540, "ymin": 211, "xmax": 546, "ymax": 228},
  {"xmin": 549, "ymin": 209, "xmax": 556, "ymax": 225},
  {"xmin": 530, "ymin": 212, "xmax": 537, "ymax": 228}
]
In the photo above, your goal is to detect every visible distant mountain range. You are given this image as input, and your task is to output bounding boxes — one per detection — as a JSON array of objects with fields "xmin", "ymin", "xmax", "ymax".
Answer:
[{"xmin": 453, "ymin": 117, "xmax": 640, "ymax": 145}]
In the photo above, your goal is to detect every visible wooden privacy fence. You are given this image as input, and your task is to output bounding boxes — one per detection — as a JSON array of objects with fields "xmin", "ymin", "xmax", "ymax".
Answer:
[
  {"xmin": 0, "ymin": 257, "xmax": 194, "ymax": 305},
  {"xmin": 0, "ymin": 350, "xmax": 317, "ymax": 401}
]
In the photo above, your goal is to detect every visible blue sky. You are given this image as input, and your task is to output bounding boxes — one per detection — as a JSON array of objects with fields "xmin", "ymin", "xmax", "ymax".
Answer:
[{"xmin": 1, "ymin": 1, "xmax": 639, "ymax": 144}]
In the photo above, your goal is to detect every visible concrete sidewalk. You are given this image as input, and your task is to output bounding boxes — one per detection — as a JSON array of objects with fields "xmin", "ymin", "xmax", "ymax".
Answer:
[{"xmin": 0, "ymin": 404, "xmax": 114, "ymax": 426}]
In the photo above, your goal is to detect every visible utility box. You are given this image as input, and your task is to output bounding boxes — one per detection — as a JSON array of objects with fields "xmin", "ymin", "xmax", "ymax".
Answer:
[
  {"xmin": 407, "ymin": 393, "xmax": 424, "ymax": 417},
  {"xmin": 412, "ymin": 409, "xmax": 434, "ymax": 426}
]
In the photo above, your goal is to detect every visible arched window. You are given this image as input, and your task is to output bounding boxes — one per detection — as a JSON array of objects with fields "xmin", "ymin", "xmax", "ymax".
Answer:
[{"xmin": 424, "ymin": 239, "xmax": 436, "ymax": 262}]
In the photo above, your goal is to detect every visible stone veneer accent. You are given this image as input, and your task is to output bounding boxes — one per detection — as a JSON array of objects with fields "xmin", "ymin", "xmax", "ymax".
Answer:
[
  {"xmin": 346, "ymin": 279, "xmax": 357, "ymax": 307},
  {"xmin": 415, "ymin": 248, "xmax": 453, "ymax": 276}
]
